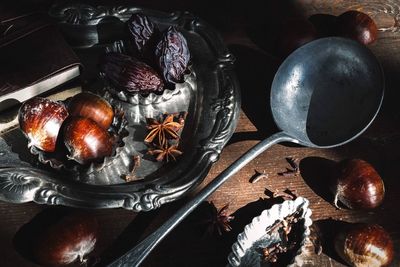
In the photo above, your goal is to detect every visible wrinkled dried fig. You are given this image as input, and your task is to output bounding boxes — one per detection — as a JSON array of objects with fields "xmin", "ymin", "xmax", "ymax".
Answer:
[
  {"xmin": 101, "ymin": 52, "xmax": 164, "ymax": 93},
  {"xmin": 126, "ymin": 13, "xmax": 159, "ymax": 55},
  {"xmin": 156, "ymin": 26, "xmax": 190, "ymax": 84}
]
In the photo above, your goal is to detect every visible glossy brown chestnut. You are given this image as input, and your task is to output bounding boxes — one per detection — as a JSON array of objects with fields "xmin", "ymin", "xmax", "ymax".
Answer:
[
  {"xmin": 336, "ymin": 10, "xmax": 378, "ymax": 45},
  {"xmin": 68, "ymin": 92, "xmax": 114, "ymax": 130},
  {"xmin": 275, "ymin": 17, "xmax": 317, "ymax": 58},
  {"xmin": 33, "ymin": 212, "xmax": 99, "ymax": 266},
  {"xmin": 18, "ymin": 97, "xmax": 69, "ymax": 152},
  {"xmin": 332, "ymin": 159, "xmax": 385, "ymax": 209},
  {"xmin": 334, "ymin": 223, "xmax": 394, "ymax": 267},
  {"xmin": 63, "ymin": 117, "xmax": 113, "ymax": 164}
]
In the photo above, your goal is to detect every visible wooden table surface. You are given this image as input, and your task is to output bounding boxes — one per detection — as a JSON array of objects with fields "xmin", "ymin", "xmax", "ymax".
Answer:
[{"xmin": 1, "ymin": 0, "xmax": 400, "ymax": 266}]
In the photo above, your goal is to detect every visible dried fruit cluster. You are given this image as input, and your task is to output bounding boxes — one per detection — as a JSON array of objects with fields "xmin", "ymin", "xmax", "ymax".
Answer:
[
  {"xmin": 101, "ymin": 13, "xmax": 191, "ymax": 95},
  {"xmin": 144, "ymin": 112, "xmax": 186, "ymax": 162}
]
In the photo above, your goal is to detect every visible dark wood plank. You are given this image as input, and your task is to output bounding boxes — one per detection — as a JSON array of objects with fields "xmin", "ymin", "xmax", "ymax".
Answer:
[{"xmin": 1, "ymin": 0, "xmax": 400, "ymax": 266}]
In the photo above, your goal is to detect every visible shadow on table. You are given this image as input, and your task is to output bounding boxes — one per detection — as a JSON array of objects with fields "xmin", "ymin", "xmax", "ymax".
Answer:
[
  {"xmin": 163, "ymin": 197, "xmax": 287, "ymax": 267},
  {"xmin": 312, "ymin": 218, "xmax": 350, "ymax": 266},
  {"xmin": 98, "ymin": 197, "xmax": 288, "ymax": 267},
  {"xmin": 299, "ymin": 156, "xmax": 336, "ymax": 205},
  {"xmin": 227, "ymin": 44, "xmax": 279, "ymax": 139},
  {"xmin": 95, "ymin": 209, "xmax": 160, "ymax": 266}
]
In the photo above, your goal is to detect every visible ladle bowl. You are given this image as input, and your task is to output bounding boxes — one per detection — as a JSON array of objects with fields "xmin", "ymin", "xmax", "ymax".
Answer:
[
  {"xmin": 272, "ymin": 37, "xmax": 384, "ymax": 148},
  {"xmin": 107, "ymin": 37, "xmax": 384, "ymax": 266}
]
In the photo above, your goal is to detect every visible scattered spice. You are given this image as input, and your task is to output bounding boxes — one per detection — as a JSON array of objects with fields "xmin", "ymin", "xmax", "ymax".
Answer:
[
  {"xmin": 264, "ymin": 188, "xmax": 276, "ymax": 198},
  {"xmin": 147, "ymin": 144, "xmax": 182, "ymax": 162},
  {"xmin": 202, "ymin": 202, "xmax": 234, "ymax": 236},
  {"xmin": 260, "ymin": 211, "xmax": 302, "ymax": 264},
  {"xmin": 250, "ymin": 170, "xmax": 269, "ymax": 183},
  {"xmin": 262, "ymin": 243, "xmax": 288, "ymax": 263},
  {"xmin": 264, "ymin": 188, "xmax": 297, "ymax": 200},
  {"xmin": 144, "ymin": 114, "xmax": 183, "ymax": 146},
  {"xmin": 123, "ymin": 155, "xmax": 141, "ymax": 182},
  {"xmin": 283, "ymin": 188, "xmax": 298, "ymax": 200},
  {"xmin": 309, "ymin": 224, "xmax": 323, "ymax": 255},
  {"xmin": 145, "ymin": 112, "xmax": 187, "ymax": 162},
  {"xmin": 278, "ymin": 157, "xmax": 300, "ymax": 176}
]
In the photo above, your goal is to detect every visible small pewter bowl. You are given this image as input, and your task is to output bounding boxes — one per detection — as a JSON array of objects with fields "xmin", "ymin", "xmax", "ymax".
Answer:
[{"xmin": 227, "ymin": 197, "xmax": 312, "ymax": 267}]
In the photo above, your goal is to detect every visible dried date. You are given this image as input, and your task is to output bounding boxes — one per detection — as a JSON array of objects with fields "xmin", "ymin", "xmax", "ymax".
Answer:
[
  {"xmin": 126, "ymin": 13, "xmax": 159, "ymax": 55},
  {"xmin": 101, "ymin": 52, "xmax": 164, "ymax": 93},
  {"xmin": 156, "ymin": 26, "xmax": 190, "ymax": 84}
]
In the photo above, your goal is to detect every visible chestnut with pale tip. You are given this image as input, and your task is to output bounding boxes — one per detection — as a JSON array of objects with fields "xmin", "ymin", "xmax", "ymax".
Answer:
[
  {"xmin": 18, "ymin": 97, "xmax": 69, "ymax": 153},
  {"xmin": 63, "ymin": 117, "xmax": 113, "ymax": 165},
  {"xmin": 334, "ymin": 223, "xmax": 394, "ymax": 267},
  {"xmin": 33, "ymin": 212, "xmax": 99, "ymax": 266},
  {"xmin": 67, "ymin": 92, "xmax": 114, "ymax": 130},
  {"xmin": 332, "ymin": 159, "xmax": 385, "ymax": 210},
  {"xmin": 336, "ymin": 10, "xmax": 378, "ymax": 45}
]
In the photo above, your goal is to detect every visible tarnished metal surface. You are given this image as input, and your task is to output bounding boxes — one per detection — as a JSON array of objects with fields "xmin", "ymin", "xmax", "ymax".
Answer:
[
  {"xmin": 0, "ymin": 4, "xmax": 241, "ymax": 211},
  {"xmin": 271, "ymin": 37, "xmax": 384, "ymax": 148},
  {"xmin": 105, "ymin": 37, "xmax": 385, "ymax": 267},
  {"xmin": 227, "ymin": 197, "xmax": 312, "ymax": 267}
]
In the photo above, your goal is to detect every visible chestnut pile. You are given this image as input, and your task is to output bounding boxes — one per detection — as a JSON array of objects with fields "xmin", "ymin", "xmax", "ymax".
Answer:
[
  {"xmin": 328, "ymin": 159, "xmax": 393, "ymax": 267},
  {"xmin": 100, "ymin": 13, "xmax": 190, "ymax": 95},
  {"xmin": 276, "ymin": 10, "xmax": 377, "ymax": 57},
  {"xmin": 18, "ymin": 92, "xmax": 119, "ymax": 165}
]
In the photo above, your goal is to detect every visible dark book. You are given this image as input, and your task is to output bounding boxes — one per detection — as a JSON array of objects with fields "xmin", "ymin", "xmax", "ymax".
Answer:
[{"xmin": 0, "ymin": 13, "xmax": 81, "ymax": 111}]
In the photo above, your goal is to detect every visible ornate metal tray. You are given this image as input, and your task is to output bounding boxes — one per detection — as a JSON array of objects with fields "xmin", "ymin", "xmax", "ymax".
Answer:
[{"xmin": 0, "ymin": 3, "xmax": 240, "ymax": 211}]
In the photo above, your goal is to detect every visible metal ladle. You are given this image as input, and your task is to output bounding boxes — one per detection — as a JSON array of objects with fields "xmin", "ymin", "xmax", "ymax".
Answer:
[{"xmin": 108, "ymin": 37, "xmax": 384, "ymax": 266}]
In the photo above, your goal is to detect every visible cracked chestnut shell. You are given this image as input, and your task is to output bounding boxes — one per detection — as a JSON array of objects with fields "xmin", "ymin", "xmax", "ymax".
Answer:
[
  {"xmin": 336, "ymin": 10, "xmax": 378, "ymax": 45},
  {"xmin": 332, "ymin": 159, "xmax": 385, "ymax": 210},
  {"xmin": 33, "ymin": 212, "xmax": 99, "ymax": 266},
  {"xmin": 63, "ymin": 117, "xmax": 113, "ymax": 165},
  {"xmin": 334, "ymin": 223, "xmax": 394, "ymax": 267},
  {"xmin": 68, "ymin": 92, "xmax": 114, "ymax": 130},
  {"xmin": 18, "ymin": 97, "xmax": 69, "ymax": 152}
]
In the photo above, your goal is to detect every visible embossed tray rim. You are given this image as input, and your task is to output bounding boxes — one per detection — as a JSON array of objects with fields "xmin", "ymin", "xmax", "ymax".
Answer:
[{"xmin": 0, "ymin": 3, "xmax": 241, "ymax": 212}]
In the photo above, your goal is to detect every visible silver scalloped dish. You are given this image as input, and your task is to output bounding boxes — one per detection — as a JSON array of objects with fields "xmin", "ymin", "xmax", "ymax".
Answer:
[
  {"xmin": 227, "ymin": 197, "xmax": 313, "ymax": 267},
  {"xmin": 0, "ymin": 4, "xmax": 241, "ymax": 212}
]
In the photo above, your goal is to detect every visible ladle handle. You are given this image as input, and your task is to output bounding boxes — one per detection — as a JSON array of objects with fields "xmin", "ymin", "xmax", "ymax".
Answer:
[{"xmin": 107, "ymin": 131, "xmax": 298, "ymax": 267}]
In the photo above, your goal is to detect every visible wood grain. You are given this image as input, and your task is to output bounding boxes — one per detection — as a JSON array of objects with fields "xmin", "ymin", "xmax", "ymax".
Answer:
[{"xmin": 1, "ymin": 0, "xmax": 400, "ymax": 266}]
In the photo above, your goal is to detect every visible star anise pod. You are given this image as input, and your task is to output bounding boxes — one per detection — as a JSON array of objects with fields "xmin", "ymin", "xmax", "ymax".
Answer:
[
  {"xmin": 144, "ymin": 114, "xmax": 183, "ymax": 146},
  {"xmin": 147, "ymin": 143, "xmax": 183, "ymax": 162},
  {"xmin": 204, "ymin": 202, "xmax": 234, "ymax": 236}
]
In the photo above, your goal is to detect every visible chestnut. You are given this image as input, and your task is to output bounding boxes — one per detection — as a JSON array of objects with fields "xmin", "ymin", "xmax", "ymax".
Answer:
[
  {"xmin": 33, "ymin": 212, "xmax": 99, "ymax": 266},
  {"xmin": 332, "ymin": 159, "xmax": 385, "ymax": 209},
  {"xmin": 18, "ymin": 97, "xmax": 69, "ymax": 152},
  {"xmin": 334, "ymin": 223, "xmax": 394, "ymax": 267},
  {"xmin": 63, "ymin": 117, "xmax": 113, "ymax": 164},
  {"xmin": 275, "ymin": 17, "xmax": 317, "ymax": 58},
  {"xmin": 67, "ymin": 92, "xmax": 114, "ymax": 130},
  {"xmin": 336, "ymin": 10, "xmax": 378, "ymax": 45}
]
